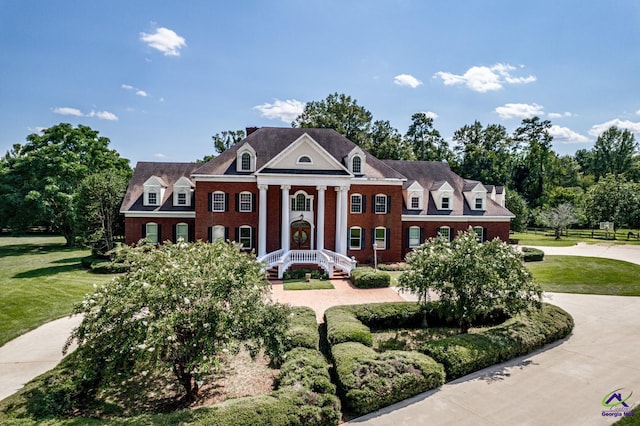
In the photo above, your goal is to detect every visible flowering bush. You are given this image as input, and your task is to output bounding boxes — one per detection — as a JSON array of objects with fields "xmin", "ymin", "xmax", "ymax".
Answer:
[
  {"xmin": 65, "ymin": 240, "xmax": 290, "ymax": 402},
  {"xmin": 399, "ymin": 228, "xmax": 542, "ymax": 333}
]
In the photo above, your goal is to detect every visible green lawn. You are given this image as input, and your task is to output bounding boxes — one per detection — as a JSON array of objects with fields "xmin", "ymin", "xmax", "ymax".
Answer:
[
  {"xmin": 512, "ymin": 229, "xmax": 640, "ymax": 247},
  {"xmin": 0, "ymin": 236, "xmax": 116, "ymax": 346},
  {"xmin": 283, "ymin": 278, "xmax": 334, "ymax": 290},
  {"xmin": 526, "ymin": 255, "xmax": 640, "ymax": 296}
]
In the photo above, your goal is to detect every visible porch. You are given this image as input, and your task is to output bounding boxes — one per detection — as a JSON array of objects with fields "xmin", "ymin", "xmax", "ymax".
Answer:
[{"xmin": 258, "ymin": 249, "xmax": 357, "ymax": 279}]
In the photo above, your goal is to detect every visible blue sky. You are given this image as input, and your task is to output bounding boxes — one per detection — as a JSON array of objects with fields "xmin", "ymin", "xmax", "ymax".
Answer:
[{"xmin": 2, "ymin": 0, "xmax": 640, "ymax": 165}]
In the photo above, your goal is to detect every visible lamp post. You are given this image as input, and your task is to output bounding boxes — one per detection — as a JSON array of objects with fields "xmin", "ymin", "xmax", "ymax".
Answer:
[{"xmin": 372, "ymin": 242, "xmax": 378, "ymax": 271}]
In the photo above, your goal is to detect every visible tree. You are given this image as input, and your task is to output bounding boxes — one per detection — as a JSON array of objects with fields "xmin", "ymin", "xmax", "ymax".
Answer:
[
  {"xmin": 404, "ymin": 113, "xmax": 454, "ymax": 162},
  {"xmin": 512, "ymin": 117, "xmax": 554, "ymax": 207},
  {"xmin": 365, "ymin": 120, "xmax": 414, "ymax": 160},
  {"xmin": 452, "ymin": 121, "xmax": 514, "ymax": 185},
  {"xmin": 538, "ymin": 202, "xmax": 578, "ymax": 239},
  {"xmin": 76, "ymin": 172, "xmax": 128, "ymax": 252},
  {"xmin": 292, "ymin": 92, "xmax": 373, "ymax": 146},
  {"xmin": 0, "ymin": 123, "xmax": 131, "ymax": 246},
  {"xmin": 583, "ymin": 174, "xmax": 640, "ymax": 230},
  {"xmin": 65, "ymin": 240, "xmax": 291, "ymax": 403},
  {"xmin": 505, "ymin": 189, "xmax": 529, "ymax": 232},
  {"xmin": 399, "ymin": 229, "xmax": 541, "ymax": 333},
  {"xmin": 591, "ymin": 126, "xmax": 638, "ymax": 180},
  {"xmin": 201, "ymin": 129, "xmax": 246, "ymax": 162}
]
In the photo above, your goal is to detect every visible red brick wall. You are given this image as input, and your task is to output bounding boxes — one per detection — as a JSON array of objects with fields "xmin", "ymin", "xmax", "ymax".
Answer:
[
  {"xmin": 346, "ymin": 184, "xmax": 403, "ymax": 264},
  {"xmin": 194, "ymin": 182, "xmax": 259, "ymax": 242},
  {"xmin": 124, "ymin": 217, "xmax": 196, "ymax": 245},
  {"xmin": 400, "ymin": 221, "xmax": 511, "ymax": 259}
]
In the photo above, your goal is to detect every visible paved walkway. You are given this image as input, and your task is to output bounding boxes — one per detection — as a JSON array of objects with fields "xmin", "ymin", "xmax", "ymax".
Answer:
[
  {"xmin": 348, "ymin": 292, "xmax": 640, "ymax": 426},
  {"xmin": 524, "ymin": 242, "xmax": 640, "ymax": 266}
]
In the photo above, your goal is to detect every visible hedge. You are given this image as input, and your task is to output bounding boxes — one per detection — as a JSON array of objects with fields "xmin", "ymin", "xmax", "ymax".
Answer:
[
  {"xmin": 331, "ymin": 342, "xmax": 445, "ymax": 415},
  {"xmin": 324, "ymin": 307, "xmax": 373, "ymax": 347},
  {"xmin": 522, "ymin": 247, "xmax": 545, "ymax": 262},
  {"xmin": 376, "ymin": 263, "xmax": 410, "ymax": 271},
  {"xmin": 285, "ymin": 307, "xmax": 320, "ymax": 351},
  {"xmin": 350, "ymin": 267, "xmax": 390, "ymax": 288},
  {"xmin": 419, "ymin": 303, "xmax": 574, "ymax": 380}
]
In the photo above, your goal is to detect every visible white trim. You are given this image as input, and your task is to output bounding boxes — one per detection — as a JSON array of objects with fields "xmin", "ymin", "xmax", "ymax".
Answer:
[
  {"xmin": 191, "ymin": 175, "xmax": 256, "ymax": 182},
  {"xmin": 351, "ymin": 177, "xmax": 405, "ymax": 186},
  {"xmin": 122, "ymin": 211, "xmax": 196, "ymax": 218},
  {"xmin": 176, "ymin": 222, "xmax": 189, "ymax": 242},
  {"xmin": 374, "ymin": 226, "xmax": 387, "ymax": 250},
  {"xmin": 401, "ymin": 214, "xmax": 513, "ymax": 222},
  {"xmin": 239, "ymin": 191, "xmax": 253, "ymax": 212},
  {"xmin": 349, "ymin": 226, "xmax": 362, "ymax": 250}
]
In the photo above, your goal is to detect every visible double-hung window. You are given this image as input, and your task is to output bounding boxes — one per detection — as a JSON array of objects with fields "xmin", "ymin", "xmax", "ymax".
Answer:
[
  {"xmin": 239, "ymin": 192, "xmax": 252, "ymax": 212},
  {"xmin": 212, "ymin": 192, "xmax": 225, "ymax": 212},
  {"xmin": 408, "ymin": 226, "xmax": 421, "ymax": 248},
  {"xmin": 375, "ymin": 195, "xmax": 387, "ymax": 214},
  {"xmin": 350, "ymin": 194, "xmax": 362, "ymax": 214}
]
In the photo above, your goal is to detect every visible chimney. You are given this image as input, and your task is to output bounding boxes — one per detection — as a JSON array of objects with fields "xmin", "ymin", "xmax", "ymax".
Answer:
[{"xmin": 246, "ymin": 127, "xmax": 259, "ymax": 136}]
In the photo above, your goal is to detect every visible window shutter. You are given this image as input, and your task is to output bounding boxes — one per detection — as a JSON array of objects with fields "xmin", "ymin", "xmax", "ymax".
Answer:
[
  {"xmin": 172, "ymin": 224, "xmax": 177, "ymax": 243},
  {"xmin": 224, "ymin": 193, "xmax": 229, "ymax": 212},
  {"xmin": 362, "ymin": 196, "xmax": 366, "ymax": 213},
  {"xmin": 141, "ymin": 223, "xmax": 147, "ymax": 238},
  {"xmin": 208, "ymin": 193, "xmax": 212, "ymax": 211},
  {"xmin": 406, "ymin": 227, "xmax": 410, "ymax": 247},
  {"xmin": 234, "ymin": 227, "xmax": 239, "ymax": 243},
  {"xmin": 157, "ymin": 224, "xmax": 162, "ymax": 243},
  {"xmin": 483, "ymin": 227, "xmax": 487, "ymax": 243},
  {"xmin": 387, "ymin": 196, "xmax": 391, "ymax": 214},
  {"xmin": 252, "ymin": 227, "xmax": 257, "ymax": 250},
  {"xmin": 224, "ymin": 227, "xmax": 229, "ymax": 241},
  {"xmin": 420, "ymin": 228, "xmax": 425, "ymax": 244},
  {"xmin": 386, "ymin": 228, "xmax": 391, "ymax": 249},
  {"xmin": 371, "ymin": 229, "xmax": 375, "ymax": 248},
  {"xmin": 189, "ymin": 223, "xmax": 195, "ymax": 242},
  {"xmin": 252, "ymin": 193, "xmax": 256, "ymax": 212},
  {"xmin": 235, "ymin": 193, "xmax": 239, "ymax": 212},
  {"xmin": 208, "ymin": 226, "xmax": 213, "ymax": 242},
  {"xmin": 450, "ymin": 228, "xmax": 454, "ymax": 242},
  {"xmin": 361, "ymin": 228, "xmax": 366, "ymax": 249}
]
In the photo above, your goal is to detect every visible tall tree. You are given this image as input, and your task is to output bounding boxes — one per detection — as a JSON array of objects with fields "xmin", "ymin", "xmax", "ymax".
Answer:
[
  {"xmin": 452, "ymin": 121, "xmax": 514, "ymax": 185},
  {"xmin": 200, "ymin": 129, "xmax": 246, "ymax": 162},
  {"xmin": 292, "ymin": 93, "xmax": 373, "ymax": 146},
  {"xmin": 512, "ymin": 117, "xmax": 554, "ymax": 207},
  {"xmin": 366, "ymin": 120, "xmax": 414, "ymax": 160},
  {"xmin": 0, "ymin": 123, "xmax": 131, "ymax": 246},
  {"xmin": 505, "ymin": 189, "xmax": 530, "ymax": 232},
  {"xmin": 591, "ymin": 126, "xmax": 638, "ymax": 180},
  {"xmin": 404, "ymin": 113, "xmax": 454, "ymax": 162},
  {"xmin": 538, "ymin": 202, "xmax": 578, "ymax": 239},
  {"xmin": 583, "ymin": 174, "xmax": 640, "ymax": 230},
  {"xmin": 76, "ymin": 171, "xmax": 128, "ymax": 253}
]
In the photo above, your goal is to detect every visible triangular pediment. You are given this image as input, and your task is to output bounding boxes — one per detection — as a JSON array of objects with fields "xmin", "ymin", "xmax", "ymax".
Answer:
[
  {"xmin": 257, "ymin": 133, "xmax": 351, "ymax": 175},
  {"xmin": 143, "ymin": 176, "xmax": 168, "ymax": 187}
]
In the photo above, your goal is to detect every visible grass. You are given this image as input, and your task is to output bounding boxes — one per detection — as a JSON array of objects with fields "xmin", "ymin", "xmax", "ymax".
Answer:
[
  {"xmin": 526, "ymin": 255, "xmax": 640, "ymax": 296},
  {"xmin": 283, "ymin": 278, "xmax": 334, "ymax": 290},
  {"xmin": 0, "ymin": 236, "xmax": 117, "ymax": 346},
  {"xmin": 511, "ymin": 232, "xmax": 581, "ymax": 247},
  {"xmin": 512, "ymin": 229, "xmax": 640, "ymax": 247}
]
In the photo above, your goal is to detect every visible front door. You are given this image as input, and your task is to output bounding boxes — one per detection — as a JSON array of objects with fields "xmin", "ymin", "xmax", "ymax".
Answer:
[{"xmin": 291, "ymin": 220, "xmax": 311, "ymax": 250}]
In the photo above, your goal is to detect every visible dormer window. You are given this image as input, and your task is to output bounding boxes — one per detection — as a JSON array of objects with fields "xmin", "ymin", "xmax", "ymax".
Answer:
[
  {"xmin": 236, "ymin": 144, "xmax": 257, "ymax": 172},
  {"xmin": 441, "ymin": 196, "xmax": 450, "ymax": 209},
  {"xmin": 241, "ymin": 152, "xmax": 252, "ymax": 171},
  {"xmin": 410, "ymin": 196, "xmax": 420, "ymax": 209},
  {"xmin": 177, "ymin": 192, "xmax": 187, "ymax": 205},
  {"xmin": 172, "ymin": 176, "xmax": 194, "ymax": 207},
  {"xmin": 352, "ymin": 156, "xmax": 362, "ymax": 174},
  {"xmin": 147, "ymin": 191, "xmax": 158, "ymax": 206},
  {"xmin": 475, "ymin": 197, "xmax": 483, "ymax": 210}
]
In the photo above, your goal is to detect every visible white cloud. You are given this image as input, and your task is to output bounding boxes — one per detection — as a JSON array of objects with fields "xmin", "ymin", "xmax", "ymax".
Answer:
[
  {"xmin": 636, "ymin": 109, "xmax": 640, "ymax": 115},
  {"xmin": 122, "ymin": 84, "xmax": 149, "ymax": 97},
  {"xmin": 135, "ymin": 90, "xmax": 148, "ymax": 97},
  {"xmin": 140, "ymin": 27, "xmax": 186, "ymax": 56},
  {"xmin": 588, "ymin": 118, "xmax": 640, "ymax": 137},
  {"xmin": 121, "ymin": 84, "xmax": 135, "ymax": 90},
  {"xmin": 495, "ymin": 103, "xmax": 544, "ymax": 119},
  {"xmin": 394, "ymin": 74, "xmax": 423, "ymax": 88},
  {"xmin": 88, "ymin": 110, "xmax": 119, "ymax": 121},
  {"xmin": 422, "ymin": 111, "xmax": 439, "ymax": 119},
  {"xmin": 253, "ymin": 99, "xmax": 305, "ymax": 123},
  {"xmin": 52, "ymin": 107, "xmax": 84, "ymax": 117},
  {"xmin": 154, "ymin": 153, "xmax": 168, "ymax": 158},
  {"xmin": 548, "ymin": 111, "xmax": 573, "ymax": 119},
  {"xmin": 548, "ymin": 125, "xmax": 589, "ymax": 143},
  {"xmin": 434, "ymin": 63, "xmax": 536, "ymax": 93},
  {"xmin": 52, "ymin": 106, "xmax": 118, "ymax": 121}
]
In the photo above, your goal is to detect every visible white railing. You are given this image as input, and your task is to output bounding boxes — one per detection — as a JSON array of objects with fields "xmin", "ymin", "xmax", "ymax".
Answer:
[{"xmin": 260, "ymin": 248, "xmax": 356, "ymax": 279}]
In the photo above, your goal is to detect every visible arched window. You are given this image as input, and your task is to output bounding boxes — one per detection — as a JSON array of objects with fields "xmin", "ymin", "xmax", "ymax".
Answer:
[
  {"xmin": 240, "ymin": 152, "xmax": 252, "ymax": 171},
  {"xmin": 352, "ymin": 156, "xmax": 362, "ymax": 174},
  {"xmin": 375, "ymin": 194, "xmax": 388, "ymax": 214},
  {"xmin": 290, "ymin": 191, "xmax": 312, "ymax": 211},
  {"xmin": 212, "ymin": 225, "xmax": 225, "ymax": 242},
  {"xmin": 176, "ymin": 222, "xmax": 189, "ymax": 242},
  {"xmin": 408, "ymin": 226, "xmax": 421, "ymax": 248},
  {"xmin": 212, "ymin": 191, "xmax": 226, "ymax": 212},
  {"xmin": 239, "ymin": 191, "xmax": 253, "ymax": 212},
  {"xmin": 297, "ymin": 155, "xmax": 312, "ymax": 164},
  {"xmin": 437, "ymin": 226, "xmax": 450, "ymax": 241},
  {"xmin": 146, "ymin": 222, "xmax": 158, "ymax": 244},
  {"xmin": 474, "ymin": 226, "xmax": 484, "ymax": 242}
]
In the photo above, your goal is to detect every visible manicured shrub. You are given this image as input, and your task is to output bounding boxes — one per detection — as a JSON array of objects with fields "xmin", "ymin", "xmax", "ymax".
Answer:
[
  {"xmin": 419, "ymin": 303, "xmax": 573, "ymax": 379},
  {"xmin": 350, "ymin": 267, "xmax": 391, "ymax": 288},
  {"xmin": 347, "ymin": 302, "xmax": 425, "ymax": 329},
  {"xmin": 285, "ymin": 307, "xmax": 320, "ymax": 351},
  {"xmin": 276, "ymin": 348, "xmax": 336, "ymax": 395},
  {"xmin": 283, "ymin": 269, "xmax": 328, "ymax": 280},
  {"xmin": 324, "ymin": 307, "xmax": 372, "ymax": 347},
  {"xmin": 377, "ymin": 263, "xmax": 410, "ymax": 271},
  {"xmin": 522, "ymin": 246, "xmax": 545, "ymax": 262},
  {"xmin": 331, "ymin": 342, "xmax": 445, "ymax": 415},
  {"xmin": 89, "ymin": 260, "xmax": 130, "ymax": 274}
]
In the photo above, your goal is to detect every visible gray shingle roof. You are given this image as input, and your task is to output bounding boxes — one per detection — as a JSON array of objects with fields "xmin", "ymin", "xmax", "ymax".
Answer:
[{"xmin": 120, "ymin": 162, "xmax": 198, "ymax": 212}]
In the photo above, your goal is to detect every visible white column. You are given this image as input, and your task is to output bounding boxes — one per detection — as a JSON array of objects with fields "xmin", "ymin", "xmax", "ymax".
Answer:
[
  {"xmin": 258, "ymin": 184, "xmax": 268, "ymax": 257},
  {"xmin": 281, "ymin": 185, "xmax": 290, "ymax": 251},
  {"xmin": 334, "ymin": 186, "xmax": 342, "ymax": 253},
  {"xmin": 339, "ymin": 186, "xmax": 349, "ymax": 255},
  {"xmin": 316, "ymin": 186, "xmax": 326, "ymax": 251}
]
